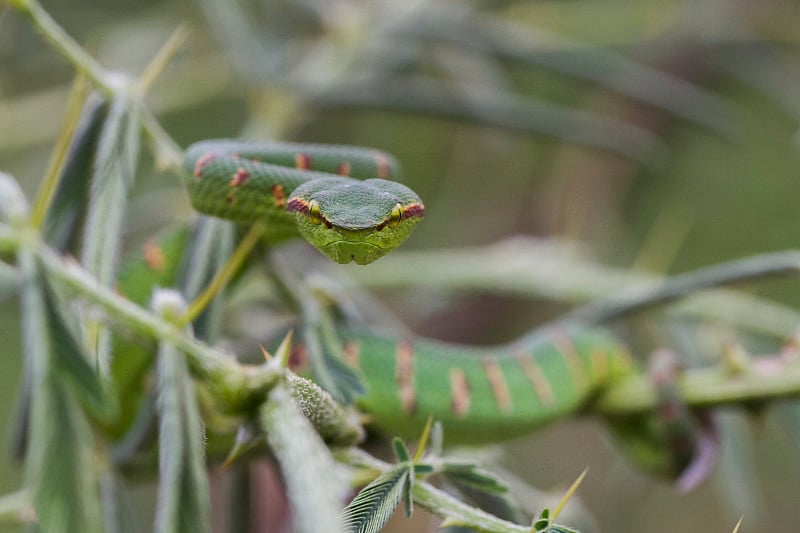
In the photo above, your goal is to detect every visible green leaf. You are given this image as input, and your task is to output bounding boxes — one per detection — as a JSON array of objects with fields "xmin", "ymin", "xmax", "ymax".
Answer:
[
  {"xmin": 19, "ymin": 249, "xmax": 104, "ymax": 532},
  {"xmin": 303, "ymin": 319, "xmax": 366, "ymax": 404},
  {"xmin": 43, "ymin": 92, "xmax": 108, "ymax": 252},
  {"xmin": 392, "ymin": 437, "xmax": 410, "ymax": 463},
  {"xmin": 403, "ymin": 465, "xmax": 414, "ymax": 519},
  {"xmin": 154, "ymin": 340, "xmax": 210, "ymax": 533},
  {"xmin": 533, "ymin": 508, "xmax": 551, "ymax": 532},
  {"xmin": 80, "ymin": 94, "xmax": 140, "ymax": 378},
  {"xmin": 262, "ymin": 382, "xmax": 345, "ymax": 533},
  {"xmin": 440, "ymin": 462, "xmax": 509, "ymax": 495},
  {"xmin": 545, "ymin": 526, "xmax": 581, "ymax": 533},
  {"xmin": 99, "ymin": 472, "xmax": 144, "ymax": 533},
  {"xmin": 177, "ymin": 218, "xmax": 235, "ymax": 341},
  {"xmin": 413, "ymin": 464, "xmax": 434, "ymax": 475},
  {"xmin": 318, "ymin": 315, "xmax": 367, "ymax": 403},
  {"xmin": 41, "ymin": 274, "xmax": 114, "ymax": 419},
  {"xmin": 342, "ymin": 465, "xmax": 409, "ymax": 533}
]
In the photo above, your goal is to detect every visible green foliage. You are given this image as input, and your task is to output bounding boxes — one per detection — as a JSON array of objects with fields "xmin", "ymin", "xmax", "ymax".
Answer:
[
  {"xmin": 154, "ymin": 328, "xmax": 211, "ymax": 533},
  {"xmin": 440, "ymin": 463, "xmax": 510, "ymax": 495},
  {"xmin": 43, "ymin": 93, "xmax": 108, "ymax": 251},
  {"xmin": 19, "ymin": 251, "xmax": 104, "ymax": 532},
  {"xmin": 5, "ymin": 0, "xmax": 800, "ymax": 532},
  {"xmin": 342, "ymin": 465, "xmax": 410, "ymax": 533}
]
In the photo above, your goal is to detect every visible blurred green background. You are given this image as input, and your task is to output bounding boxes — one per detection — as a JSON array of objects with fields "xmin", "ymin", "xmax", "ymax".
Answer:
[{"xmin": 2, "ymin": 0, "xmax": 800, "ymax": 531}]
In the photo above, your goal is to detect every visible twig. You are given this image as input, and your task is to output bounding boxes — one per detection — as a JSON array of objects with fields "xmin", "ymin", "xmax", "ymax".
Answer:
[
  {"xmin": 5, "ymin": 234, "xmax": 282, "ymax": 412},
  {"xmin": 136, "ymin": 25, "xmax": 190, "ymax": 95},
  {"xmin": 182, "ymin": 220, "xmax": 267, "ymax": 325},
  {"xmin": 348, "ymin": 238, "xmax": 800, "ymax": 338},
  {"xmin": 595, "ymin": 358, "xmax": 800, "ymax": 416},
  {"xmin": 8, "ymin": 0, "xmax": 185, "ymax": 170},
  {"xmin": 567, "ymin": 251, "xmax": 800, "ymax": 325},
  {"xmin": 397, "ymin": 0, "xmax": 735, "ymax": 136},
  {"xmin": 314, "ymin": 78, "xmax": 667, "ymax": 164},
  {"xmin": 29, "ymin": 72, "xmax": 89, "ymax": 228},
  {"xmin": 8, "ymin": 0, "xmax": 117, "ymax": 95}
]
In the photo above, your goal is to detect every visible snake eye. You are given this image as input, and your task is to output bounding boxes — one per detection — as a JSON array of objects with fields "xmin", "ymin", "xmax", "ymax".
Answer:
[
  {"xmin": 308, "ymin": 200, "xmax": 322, "ymax": 225},
  {"xmin": 389, "ymin": 203, "xmax": 403, "ymax": 228}
]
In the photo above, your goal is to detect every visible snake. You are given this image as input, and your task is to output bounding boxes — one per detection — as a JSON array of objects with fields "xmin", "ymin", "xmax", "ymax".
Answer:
[
  {"xmin": 183, "ymin": 140, "xmax": 424, "ymax": 265},
  {"xmin": 110, "ymin": 140, "xmax": 703, "ymax": 482}
]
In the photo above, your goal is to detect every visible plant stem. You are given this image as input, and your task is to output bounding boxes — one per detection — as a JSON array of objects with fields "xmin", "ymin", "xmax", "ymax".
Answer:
[
  {"xmin": 30, "ymin": 72, "xmax": 88, "ymax": 228},
  {"xmin": 348, "ymin": 239, "xmax": 800, "ymax": 338},
  {"xmin": 9, "ymin": 0, "xmax": 116, "ymax": 96},
  {"xmin": 567, "ymin": 251, "xmax": 800, "ymax": 325},
  {"xmin": 23, "ymin": 239, "xmax": 280, "ymax": 412},
  {"xmin": 595, "ymin": 359, "xmax": 800, "ymax": 416},
  {"xmin": 182, "ymin": 220, "xmax": 267, "ymax": 325},
  {"xmin": 9, "ymin": 0, "xmax": 186, "ymax": 170}
]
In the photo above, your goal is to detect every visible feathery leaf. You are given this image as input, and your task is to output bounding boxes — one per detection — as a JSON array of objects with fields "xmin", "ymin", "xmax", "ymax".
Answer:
[
  {"xmin": 154, "ymin": 339, "xmax": 210, "ymax": 533},
  {"xmin": 81, "ymin": 94, "xmax": 140, "ymax": 377},
  {"xmin": 342, "ymin": 465, "xmax": 409, "ymax": 533},
  {"xmin": 20, "ymin": 250, "xmax": 104, "ymax": 532},
  {"xmin": 441, "ymin": 463, "xmax": 509, "ymax": 495}
]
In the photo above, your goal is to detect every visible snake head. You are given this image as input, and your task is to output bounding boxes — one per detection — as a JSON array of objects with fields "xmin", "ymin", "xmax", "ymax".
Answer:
[{"xmin": 287, "ymin": 178, "xmax": 424, "ymax": 265}]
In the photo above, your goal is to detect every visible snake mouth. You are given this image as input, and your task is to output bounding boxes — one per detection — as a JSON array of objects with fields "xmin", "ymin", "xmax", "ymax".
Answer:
[{"xmin": 321, "ymin": 240, "xmax": 386, "ymax": 265}]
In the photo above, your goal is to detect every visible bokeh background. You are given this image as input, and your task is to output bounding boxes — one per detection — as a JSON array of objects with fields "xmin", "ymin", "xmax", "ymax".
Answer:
[{"xmin": 3, "ymin": 0, "xmax": 800, "ymax": 531}]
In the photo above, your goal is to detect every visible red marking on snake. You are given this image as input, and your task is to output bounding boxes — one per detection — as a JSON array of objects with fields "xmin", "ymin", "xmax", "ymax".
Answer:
[
  {"xmin": 396, "ymin": 341, "xmax": 416, "ymax": 414},
  {"xmin": 143, "ymin": 241, "xmax": 166, "ymax": 272},
  {"xmin": 403, "ymin": 203, "xmax": 425, "ymax": 218},
  {"xmin": 343, "ymin": 341, "xmax": 360, "ymax": 369},
  {"xmin": 286, "ymin": 198, "xmax": 307, "ymax": 214},
  {"xmin": 375, "ymin": 153, "xmax": 391, "ymax": 179},
  {"xmin": 449, "ymin": 368, "xmax": 471, "ymax": 418},
  {"xmin": 482, "ymin": 358, "xmax": 512, "ymax": 413},
  {"xmin": 288, "ymin": 344, "xmax": 309, "ymax": 372},
  {"xmin": 515, "ymin": 353, "xmax": 554, "ymax": 407},
  {"xmin": 551, "ymin": 331, "xmax": 588, "ymax": 391},
  {"xmin": 295, "ymin": 153, "xmax": 312, "ymax": 170},
  {"xmin": 193, "ymin": 153, "xmax": 217, "ymax": 178},
  {"xmin": 336, "ymin": 161, "xmax": 352, "ymax": 176},
  {"xmin": 271, "ymin": 184, "xmax": 286, "ymax": 208},
  {"xmin": 230, "ymin": 167, "xmax": 250, "ymax": 187}
]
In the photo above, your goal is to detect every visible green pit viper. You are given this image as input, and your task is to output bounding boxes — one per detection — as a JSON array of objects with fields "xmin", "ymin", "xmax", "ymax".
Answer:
[
  {"xmin": 184, "ymin": 140, "xmax": 424, "ymax": 265},
  {"xmin": 115, "ymin": 140, "xmax": 705, "ymax": 481}
]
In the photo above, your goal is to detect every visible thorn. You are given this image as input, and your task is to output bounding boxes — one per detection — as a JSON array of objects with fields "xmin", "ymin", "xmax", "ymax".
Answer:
[
  {"xmin": 264, "ymin": 330, "xmax": 294, "ymax": 370},
  {"xmin": 275, "ymin": 330, "xmax": 294, "ymax": 368},
  {"xmin": 413, "ymin": 416, "xmax": 434, "ymax": 464},
  {"xmin": 440, "ymin": 517, "xmax": 466, "ymax": 529},
  {"xmin": 731, "ymin": 516, "xmax": 743, "ymax": 533},
  {"xmin": 259, "ymin": 345, "xmax": 273, "ymax": 361},
  {"xmin": 551, "ymin": 467, "xmax": 588, "ymax": 520},
  {"xmin": 222, "ymin": 424, "xmax": 261, "ymax": 468}
]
